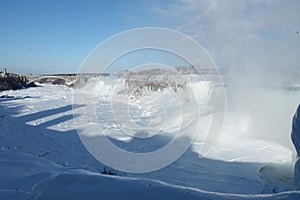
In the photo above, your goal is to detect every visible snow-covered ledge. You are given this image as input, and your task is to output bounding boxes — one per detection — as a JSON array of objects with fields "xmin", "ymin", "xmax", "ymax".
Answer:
[{"xmin": 292, "ymin": 104, "xmax": 300, "ymax": 190}]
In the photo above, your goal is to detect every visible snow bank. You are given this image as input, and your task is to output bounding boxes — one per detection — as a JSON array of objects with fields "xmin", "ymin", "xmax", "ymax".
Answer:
[
  {"xmin": 292, "ymin": 105, "xmax": 300, "ymax": 190},
  {"xmin": 0, "ymin": 152, "xmax": 62, "ymax": 192},
  {"xmin": 1, "ymin": 82, "xmax": 299, "ymax": 198},
  {"xmin": 29, "ymin": 169, "xmax": 300, "ymax": 200},
  {"xmin": 0, "ymin": 189, "xmax": 29, "ymax": 200}
]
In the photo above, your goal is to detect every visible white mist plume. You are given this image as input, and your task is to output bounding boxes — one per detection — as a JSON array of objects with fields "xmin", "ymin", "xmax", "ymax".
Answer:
[
  {"xmin": 153, "ymin": 0, "xmax": 300, "ymax": 152},
  {"xmin": 153, "ymin": 0, "xmax": 300, "ymax": 77}
]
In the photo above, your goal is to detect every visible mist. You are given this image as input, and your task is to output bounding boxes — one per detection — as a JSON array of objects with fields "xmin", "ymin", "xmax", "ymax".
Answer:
[{"xmin": 154, "ymin": 0, "xmax": 300, "ymax": 154}]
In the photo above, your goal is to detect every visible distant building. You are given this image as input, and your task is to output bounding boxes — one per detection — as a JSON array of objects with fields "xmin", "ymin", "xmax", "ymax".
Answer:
[{"xmin": 1, "ymin": 67, "xmax": 7, "ymax": 77}]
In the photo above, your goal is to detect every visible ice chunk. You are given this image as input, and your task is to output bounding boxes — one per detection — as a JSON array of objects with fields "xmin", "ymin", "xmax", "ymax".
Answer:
[{"xmin": 292, "ymin": 104, "xmax": 300, "ymax": 189}]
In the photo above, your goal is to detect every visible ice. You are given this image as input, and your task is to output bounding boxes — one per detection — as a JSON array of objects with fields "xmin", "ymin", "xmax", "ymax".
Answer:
[{"xmin": 292, "ymin": 105, "xmax": 300, "ymax": 189}]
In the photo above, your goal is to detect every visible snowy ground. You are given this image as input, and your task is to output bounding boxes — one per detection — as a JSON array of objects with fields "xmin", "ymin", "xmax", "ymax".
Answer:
[{"xmin": 1, "ymin": 78, "xmax": 300, "ymax": 199}]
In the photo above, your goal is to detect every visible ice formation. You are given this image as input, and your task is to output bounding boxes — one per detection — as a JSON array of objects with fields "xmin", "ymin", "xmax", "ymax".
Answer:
[{"xmin": 292, "ymin": 105, "xmax": 300, "ymax": 189}]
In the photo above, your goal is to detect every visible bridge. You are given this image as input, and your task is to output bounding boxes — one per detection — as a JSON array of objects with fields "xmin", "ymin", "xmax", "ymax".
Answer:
[{"xmin": 26, "ymin": 74, "xmax": 80, "ymax": 82}]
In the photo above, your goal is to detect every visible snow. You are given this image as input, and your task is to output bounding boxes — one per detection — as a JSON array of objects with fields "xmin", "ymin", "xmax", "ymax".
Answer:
[
  {"xmin": 292, "ymin": 105, "xmax": 300, "ymax": 190},
  {"xmin": 0, "ymin": 190, "xmax": 29, "ymax": 200},
  {"xmin": 28, "ymin": 170, "xmax": 300, "ymax": 200},
  {"xmin": 1, "ymin": 78, "xmax": 300, "ymax": 199}
]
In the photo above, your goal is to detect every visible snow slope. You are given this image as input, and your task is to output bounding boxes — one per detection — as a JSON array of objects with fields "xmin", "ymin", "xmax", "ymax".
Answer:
[
  {"xmin": 28, "ymin": 170, "xmax": 300, "ymax": 200},
  {"xmin": 0, "ymin": 80, "xmax": 300, "ymax": 199}
]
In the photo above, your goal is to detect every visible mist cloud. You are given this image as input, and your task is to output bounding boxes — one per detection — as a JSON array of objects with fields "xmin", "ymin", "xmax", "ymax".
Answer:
[{"xmin": 153, "ymin": 0, "xmax": 300, "ymax": 84}]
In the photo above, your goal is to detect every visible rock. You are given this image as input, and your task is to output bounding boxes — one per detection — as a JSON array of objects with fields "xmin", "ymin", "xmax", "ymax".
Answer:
[
  {"xmin": 25, "ymin": 81, "xmax": 37, "ymax": 88},
  {"xmin": 0, "ymin": 76, "xmax": 25, "ymax": 91},
  {"xmin": 37, "ymin": 77, "xmax": 66, "ymax": 85},
  {"xmin": 292, "ymin": 104, "xmax": 300, "ymax": 189},
  {"xmin": 52, "ymin": 78, "xmax": 66, "ymax": 85},
  {"xmin": 0, "ymin": 73, "xmax": 39, "ymax": 91}
]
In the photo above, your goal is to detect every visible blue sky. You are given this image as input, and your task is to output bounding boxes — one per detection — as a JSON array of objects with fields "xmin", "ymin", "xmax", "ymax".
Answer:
[
  {"xmin": 0, "ymin": 0, "xmax": 299, "ymax": 75},
  {"xmin": 0, "ymin": 0, "xmax": 171, "ymax": 74}
]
